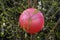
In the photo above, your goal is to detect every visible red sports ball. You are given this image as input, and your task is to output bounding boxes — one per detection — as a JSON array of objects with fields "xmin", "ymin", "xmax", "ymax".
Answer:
[{"xmin": 19, "ymin": 8, "xmax": 44, "ymax": 34}]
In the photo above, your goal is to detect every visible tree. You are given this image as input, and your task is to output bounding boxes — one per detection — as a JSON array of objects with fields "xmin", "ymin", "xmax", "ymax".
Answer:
[{"xmin": 0, "ymin": 0, "xmax": 60, "ymax": 40}]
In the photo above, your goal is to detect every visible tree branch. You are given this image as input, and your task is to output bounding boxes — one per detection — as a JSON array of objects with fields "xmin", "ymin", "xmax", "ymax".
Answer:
[{"xmin": 45, "ymin": 18, "xmax": 60, "ymax": 40}]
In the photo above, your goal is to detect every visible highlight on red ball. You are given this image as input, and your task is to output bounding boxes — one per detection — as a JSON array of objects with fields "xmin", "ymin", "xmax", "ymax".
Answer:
[{"xmin": 19, "ymin": 8, "xmax": 44, "ymax": 34}]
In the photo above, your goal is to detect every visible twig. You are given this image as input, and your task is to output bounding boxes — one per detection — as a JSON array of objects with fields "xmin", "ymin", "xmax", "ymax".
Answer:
[
  {"xmin": 28, "ymin": 0, "xmax": 30, "ymax": 8},
  {"xmin": 45, "ymin": 18, "xmax": 60, "ymax": 40},
  {"xmin": 34, "ymin": 0, "xmax": 37, "ymax": 8}
]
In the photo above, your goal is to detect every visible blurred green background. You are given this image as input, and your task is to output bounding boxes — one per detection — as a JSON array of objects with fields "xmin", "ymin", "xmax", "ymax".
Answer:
[{"xmin": 0, "ymin": 0, "xmax": 60, "ymax": 40}]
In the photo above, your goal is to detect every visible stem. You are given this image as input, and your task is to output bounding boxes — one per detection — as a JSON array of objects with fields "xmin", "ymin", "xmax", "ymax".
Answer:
[{"xmin": 45, "ymin": 18, "xmax": 60, "ymax": 40}]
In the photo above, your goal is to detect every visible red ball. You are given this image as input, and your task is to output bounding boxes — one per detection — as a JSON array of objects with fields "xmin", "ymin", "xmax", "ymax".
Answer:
[{"xmin": 19, "ymin": 8, "xmax": 44, "ymax": 34}]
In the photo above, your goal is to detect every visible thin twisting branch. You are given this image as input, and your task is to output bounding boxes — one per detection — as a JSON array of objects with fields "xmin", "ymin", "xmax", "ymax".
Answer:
[
  {"xmin": 28, "ymin": 0, "xmax": 30, "ymax": 8},
  {"xmin": 34, "ymin": 0, "xmax": 37, "ymax": 8},
  {"xmin": 45, "ymin": 18, "xmax": 60, "ymax": 40},
  {"xmin": 53, "ymin": 18, "xmax": 60, "ymax": 30}
]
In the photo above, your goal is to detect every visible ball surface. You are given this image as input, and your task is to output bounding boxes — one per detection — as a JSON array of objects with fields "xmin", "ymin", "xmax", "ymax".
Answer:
[{"xmin": 19, "ymin": 8, "xmax": 44, "ymax": 34}]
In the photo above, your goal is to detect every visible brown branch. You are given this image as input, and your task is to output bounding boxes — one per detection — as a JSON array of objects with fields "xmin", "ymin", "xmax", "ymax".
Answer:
[
  {"xmin": 34, "ymin": 0, "xmax": 37, "ymax": 8},
  {"xmin": 28, "ymin": 0, "xmax": 30, "ymax": 8},
  {"xmin": 45, "ymin": 18, "xmax": 60, "ymax": 40}
]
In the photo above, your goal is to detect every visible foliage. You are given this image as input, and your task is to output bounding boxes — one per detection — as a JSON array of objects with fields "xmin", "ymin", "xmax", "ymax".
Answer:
[{"xmin": 0, "ymin": 0, "xmax": 60, "ymax": 40}]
